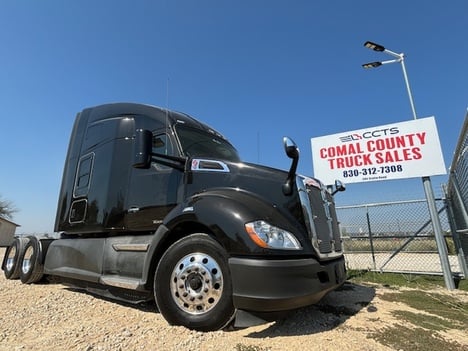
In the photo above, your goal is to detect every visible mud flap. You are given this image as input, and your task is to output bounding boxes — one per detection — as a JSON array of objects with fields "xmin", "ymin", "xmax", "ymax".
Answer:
[
  {"xmin": 335, "ymin": 260, "xmax": 347, "ymax": 284},
  {"xmin": 233, "ymin": 309, "xmax": 269, "ymax": 328}
]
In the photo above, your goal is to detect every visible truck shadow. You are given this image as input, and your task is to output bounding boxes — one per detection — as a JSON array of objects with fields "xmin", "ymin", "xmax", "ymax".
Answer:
[
  {"xmin": 63, "ymin": 281, "xmax": 375, "ymax": 337},
  {"xmin": 245, "ymin": 282, "xmax": 376, "ymax": 338}
]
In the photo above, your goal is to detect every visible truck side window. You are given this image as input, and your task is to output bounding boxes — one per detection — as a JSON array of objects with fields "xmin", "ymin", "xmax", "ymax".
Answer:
[
  {"xmin": 152, "ymin": 134, "xmax": 173, "ymax": 170},
  {"xmin": 74, "ymin": 153, "xmax": 94, "ymax": 197},
  {"xmin": 153, "ymin": 134, "xmax": 173, "ymax": 155}
]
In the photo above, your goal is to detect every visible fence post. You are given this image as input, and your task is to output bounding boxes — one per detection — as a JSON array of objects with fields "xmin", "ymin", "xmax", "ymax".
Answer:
[
  {"xmin": 423, "ymin": 177, "xmax": 455, "ymax": 290},
  {"xmin": 366, "ymin": 206, "xmax": 377, "ymax": 270},
  {"xmin": 444, "ymin": 182, "xmax": 468, "ymax": 278}
]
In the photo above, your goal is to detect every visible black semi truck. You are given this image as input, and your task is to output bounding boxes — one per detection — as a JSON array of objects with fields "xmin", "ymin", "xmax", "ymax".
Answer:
[{"xmin": 2, "ymin": 103, "xmax": 346, "ymax": 331}]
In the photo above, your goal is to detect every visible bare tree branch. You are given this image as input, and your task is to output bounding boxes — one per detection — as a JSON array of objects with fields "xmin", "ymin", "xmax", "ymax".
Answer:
[{"xmin": 0, "ymin": 196, "xmax": 18, "ymax": 220}]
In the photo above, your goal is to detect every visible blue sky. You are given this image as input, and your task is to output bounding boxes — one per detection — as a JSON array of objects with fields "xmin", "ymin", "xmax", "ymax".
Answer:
[{"xmin": 1, "ymin": 1, "xmax": 467, "ymax": 234}]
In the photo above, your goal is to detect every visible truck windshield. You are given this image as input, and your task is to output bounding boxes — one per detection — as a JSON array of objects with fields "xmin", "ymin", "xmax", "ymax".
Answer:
[{"xmin": 176, "ymin": 125, "xmax": 241, "ymax": 162}]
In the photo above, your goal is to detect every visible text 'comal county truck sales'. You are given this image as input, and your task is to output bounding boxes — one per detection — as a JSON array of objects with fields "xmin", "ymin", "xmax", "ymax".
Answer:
[{"xmin": 319, "ymin": 132, "xmax": 426, "ymax": 169}]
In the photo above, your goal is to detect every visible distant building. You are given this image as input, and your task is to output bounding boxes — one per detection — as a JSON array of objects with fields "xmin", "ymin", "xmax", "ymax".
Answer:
[{"xmin": 0, "ymin": 217, "xmax": 19, "ymax": 247}]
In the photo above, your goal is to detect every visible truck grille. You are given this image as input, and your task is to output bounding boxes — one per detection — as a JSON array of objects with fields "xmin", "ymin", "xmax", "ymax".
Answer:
[{"xmin": 297, "ymin": 176, "xmax": 342, "ymax": 258}]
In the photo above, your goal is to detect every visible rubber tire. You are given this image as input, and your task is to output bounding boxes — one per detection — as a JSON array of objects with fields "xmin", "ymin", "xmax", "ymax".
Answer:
[
  {"xmin": 154, "ymin": 233, "xmax": 235, "ymax": 331},
  {"xmin": 2, "ymin": 237, "xmax": 30, "ymax": 280},
  {"xmin": 19, "ymin": 236, "xmax": 44, "ymax": 284}
]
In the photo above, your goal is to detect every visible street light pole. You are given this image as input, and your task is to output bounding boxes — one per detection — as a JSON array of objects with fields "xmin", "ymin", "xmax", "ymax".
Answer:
[
  {"xmin": 362, "ymin": 41, "xmax": 455, "ymax": 290},
  {"xmin": 363, "ymin": 41, "xmax": 418, "ymax": 120},
  {"xmin": 399, "ymin": 57, "xmax": 418, "ymax": 121}
]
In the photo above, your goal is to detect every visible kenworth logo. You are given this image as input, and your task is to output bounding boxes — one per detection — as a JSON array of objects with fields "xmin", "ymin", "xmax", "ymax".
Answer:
[{"xmin": 339, "ymin": 127, "xmax": 399, "ymax": 142}]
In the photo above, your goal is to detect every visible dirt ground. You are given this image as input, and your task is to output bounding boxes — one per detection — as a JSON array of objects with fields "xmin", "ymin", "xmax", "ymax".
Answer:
[{"xmin": 0, "ymin": 247, "xmax": 467, "ymax": 351}]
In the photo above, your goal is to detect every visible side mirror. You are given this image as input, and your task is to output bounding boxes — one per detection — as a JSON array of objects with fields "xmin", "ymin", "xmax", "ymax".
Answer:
[
  {"xmin": 283, "ymin": 137, "xmax": 299, "ymax": 159},
  {"xmin": 282, "ymin": 137, "xmax": 300, "ymax": 196},
  {"xmin": 133, "ymin": 129, "xmax": 153, "ymax": 169},
  {"xmin": 331, "ymin": 180, "xmax": 346, "ymax": 195}
]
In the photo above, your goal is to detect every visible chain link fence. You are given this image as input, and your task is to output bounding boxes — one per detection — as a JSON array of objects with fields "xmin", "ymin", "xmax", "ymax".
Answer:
[
  {"xmin": 337, "ymin": 198, "xmax": 463, "ymax": 275},
  {"xmin": 445, "ymin": 111, "xmax": 468, "ymax": 277}
]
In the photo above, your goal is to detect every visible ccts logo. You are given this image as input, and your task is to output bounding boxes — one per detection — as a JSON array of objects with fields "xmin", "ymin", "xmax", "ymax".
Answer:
[{"xmin": 339, "ymin": 127, "xmax": 399, "ymax": 142}]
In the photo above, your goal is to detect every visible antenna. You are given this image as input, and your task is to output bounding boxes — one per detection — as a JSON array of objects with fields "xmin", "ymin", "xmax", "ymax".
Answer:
[
  {"xmin": 165, "ymin": 78, "xmax": 170, "ymax": 155},
  {"xmin": 257, "ymin": 131, "xmax": 260, "ymax": 163},
  {"xmin": 166, "ymin": 78, "xmax": 170, "ymax": 110}
]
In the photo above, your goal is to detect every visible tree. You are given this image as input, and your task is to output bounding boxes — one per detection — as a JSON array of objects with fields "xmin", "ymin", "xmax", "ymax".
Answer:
[{"xmin": 0, "ymin": 195, "xmax": 17, "ymax": 220}]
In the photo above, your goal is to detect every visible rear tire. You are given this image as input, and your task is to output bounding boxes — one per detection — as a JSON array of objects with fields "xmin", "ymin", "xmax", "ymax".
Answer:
[
  {"xmin": 19, "ymin": 236, "xmax": 44, "ymax": 284},
  {"xmin": 2, "ymin": 237, "xmax": 30, "ymax": 280},
  {"xmin": 154, "ymin": 233, "xmax": 235, "ymax": 331}
]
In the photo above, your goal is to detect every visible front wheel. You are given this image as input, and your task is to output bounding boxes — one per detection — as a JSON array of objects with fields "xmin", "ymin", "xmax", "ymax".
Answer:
[{"xmin": 154, "ymin": 233, "xmax": 235, "ymax": 331}]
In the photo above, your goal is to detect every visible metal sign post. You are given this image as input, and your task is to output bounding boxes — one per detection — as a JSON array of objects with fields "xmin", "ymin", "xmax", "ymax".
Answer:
[{"xmin": 362, "ymin": 41, "xmax": 455, "ymax": 290}]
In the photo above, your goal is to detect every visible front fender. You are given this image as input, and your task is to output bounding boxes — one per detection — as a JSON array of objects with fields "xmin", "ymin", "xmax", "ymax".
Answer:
[{"xmin": 163, "ymin": 188, "xmax": 306, "ymax": 255}]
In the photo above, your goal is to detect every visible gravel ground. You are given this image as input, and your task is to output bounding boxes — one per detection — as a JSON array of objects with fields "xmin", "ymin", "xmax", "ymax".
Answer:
[{"xmin": 0, "ymin": 247, "xmax": 466, "ymax": 351}]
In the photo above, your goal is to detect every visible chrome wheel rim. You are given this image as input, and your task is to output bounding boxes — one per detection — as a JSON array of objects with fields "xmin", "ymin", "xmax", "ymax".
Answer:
[
  {"xmin": 21, "ymin": 246, "xmax": 34, "ymax": 275},
  {"xmin": 6, "ymin": 246, "xmax": 17, "ymax": 271},
  {"xmin": 170, "ymin": 253, "xmax": 224, "ymax": 315}
]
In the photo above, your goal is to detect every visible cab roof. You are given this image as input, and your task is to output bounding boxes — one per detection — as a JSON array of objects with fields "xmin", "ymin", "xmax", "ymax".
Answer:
[{"xmin": 82, "ymin": 102, "xmax": 228, "ymax": 141}]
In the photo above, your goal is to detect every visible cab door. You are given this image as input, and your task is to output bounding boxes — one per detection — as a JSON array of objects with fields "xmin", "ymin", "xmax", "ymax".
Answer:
[{"xmin": 126, "ymin": 133, "xmax": 183, "ymax": 231}]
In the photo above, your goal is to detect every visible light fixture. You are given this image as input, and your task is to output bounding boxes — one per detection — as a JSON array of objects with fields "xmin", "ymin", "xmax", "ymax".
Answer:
[
  {"xmin": 362, "ymin": 61, "xmax": 382, "ymax": 69},
  {"xmin": 364, "ymin": 41, "xmax": 385, "ymax": 52}
]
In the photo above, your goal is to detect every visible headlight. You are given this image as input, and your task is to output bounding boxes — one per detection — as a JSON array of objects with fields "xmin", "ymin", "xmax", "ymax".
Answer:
[{"xmin": 245, "ymin": 220, "xmax": 302, "ymax": 250}]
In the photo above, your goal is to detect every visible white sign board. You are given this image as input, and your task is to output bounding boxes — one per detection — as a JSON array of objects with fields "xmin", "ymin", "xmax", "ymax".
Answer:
[{"xmin": 311, "ymin": 117, "xmax": 447, "ymax": 185}]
